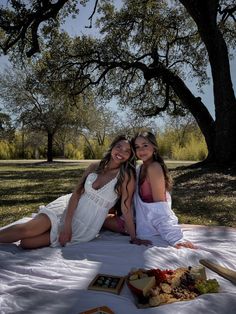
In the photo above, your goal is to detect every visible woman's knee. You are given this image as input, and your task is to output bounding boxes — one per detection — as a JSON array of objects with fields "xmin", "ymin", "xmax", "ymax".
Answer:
[
  {"xmin": 20, "ymin": 238, "xmax": 32, "ymax": 249},
  {"xmin": 103, "ymin": 216, "xmax": 126, "ymax": 234},
  {"xmin": 20, "ymin": 238, "xmax": 42, "ymax": 249}
]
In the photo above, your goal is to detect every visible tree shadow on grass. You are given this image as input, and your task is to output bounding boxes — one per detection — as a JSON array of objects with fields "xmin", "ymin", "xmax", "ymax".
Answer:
[
  {"xmin": 0, "ymin": 181, "xmax": 74, "ymax": 196},
  {"xmin": 0, "ymin": 166, "xmax": 84, "ymax": 200},
  {"xmin": 0, "ymin": 164, "xmax": 85, "ymax": 226},
  {"xmin": 0, "ymin": 168, "xmax": 84, "ymax": 181},
  {"xmin": 170, "ymin": 167, "xmax": 236, "ymax": 227},
  {"xmin": 171, "ymin": 168, "xmax": 236, "ymax": 192}
]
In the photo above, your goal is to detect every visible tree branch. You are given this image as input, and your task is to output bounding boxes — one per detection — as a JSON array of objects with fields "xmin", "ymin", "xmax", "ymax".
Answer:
[
  {"xmin": 85, "ymin": 0, "xmax": 99, "ymax": 28},
  {"xmin": 218, "ymin": 4, "xmax": 236, "ymax": 22},
  {"xmin": 0, "ymin": 0, "xmax": 69, "ymax": 56}
]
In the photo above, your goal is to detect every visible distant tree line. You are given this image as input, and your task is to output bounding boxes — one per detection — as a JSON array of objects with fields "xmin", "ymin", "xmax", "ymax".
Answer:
[{"xmin": 0, "ymin": 110, "xmax": 207, "ymax": 161}]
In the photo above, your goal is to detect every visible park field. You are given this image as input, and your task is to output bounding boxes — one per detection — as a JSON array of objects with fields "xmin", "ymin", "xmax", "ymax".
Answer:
[{"xmin": 0, "ymin": 160, "xmax": 235, "ymax": 228}]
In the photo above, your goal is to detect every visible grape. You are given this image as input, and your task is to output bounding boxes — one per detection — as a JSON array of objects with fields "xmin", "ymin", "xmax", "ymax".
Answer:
[
  {"xmin": 195, "ymin": 279, "xmax": 219, "ymax": 294},
  {"xmin": 179, "ymin": 271, "xmax": 197, "ymax": 292}
]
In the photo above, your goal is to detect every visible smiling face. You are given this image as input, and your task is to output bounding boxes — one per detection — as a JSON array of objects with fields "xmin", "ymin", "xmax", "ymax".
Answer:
[
  {"xmin": 111, "ymin": 139, "xmax": 132, "ymax": 165},
  {"xmin": 134, "ymin": 136, "xmax": 155, "ymax": 163}
]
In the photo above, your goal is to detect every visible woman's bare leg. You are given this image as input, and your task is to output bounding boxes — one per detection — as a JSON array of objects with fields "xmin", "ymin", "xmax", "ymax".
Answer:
[
  {"xmin": 20, "ymin": 231, "xmax": 51, "ymax": 249},
  {"xmin": 103, "ymin": 214, "xmax": 128, "ymax": 234},
  {"xmin": 0, "ymin": 214, "xmax": 51, "ymax": 244}
]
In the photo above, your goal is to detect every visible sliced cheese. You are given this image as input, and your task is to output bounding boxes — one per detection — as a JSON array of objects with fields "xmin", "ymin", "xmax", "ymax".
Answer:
[
  {"xmin": 129, "ymin": 276, "xmax": 156, "ymax": 296},
  {"xmin": 189, "ymin": 265, "xmax": 206, "ymax": 281}
]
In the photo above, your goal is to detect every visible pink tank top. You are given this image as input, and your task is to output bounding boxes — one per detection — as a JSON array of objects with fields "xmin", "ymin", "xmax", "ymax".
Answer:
[{"xmin": 139, "ymin": 179, "xmax": 153, "ymax": 203}]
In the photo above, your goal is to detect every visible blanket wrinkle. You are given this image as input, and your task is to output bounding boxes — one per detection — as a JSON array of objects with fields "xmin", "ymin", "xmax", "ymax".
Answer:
[{"xmin": 1, "ymin": 219, "xmax": 236, "ymax": 314}]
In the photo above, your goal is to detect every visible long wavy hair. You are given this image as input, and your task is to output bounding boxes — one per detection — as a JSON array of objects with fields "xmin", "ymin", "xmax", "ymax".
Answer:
[
  {"xmin": 76, "ymin": 135, "xmax": 136, "ymax": 207},
  {"xmin": 132, "ymin": 131, "xmax": 172, "ymax": 191},
  {"xmin": 96, "ymin": 134, "xmax": 136, "ymax": 199}
]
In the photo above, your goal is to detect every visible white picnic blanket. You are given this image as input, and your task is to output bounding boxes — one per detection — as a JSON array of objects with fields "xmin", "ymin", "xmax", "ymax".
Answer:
[{"xmin": 0, "ymin": 219, "xmax": 236, "ymax": 314}]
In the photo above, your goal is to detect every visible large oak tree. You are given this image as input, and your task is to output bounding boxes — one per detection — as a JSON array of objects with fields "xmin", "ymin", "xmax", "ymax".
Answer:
[{"xmin": 0, "ymin": 0, "xmax": 236, "ymax": 165}]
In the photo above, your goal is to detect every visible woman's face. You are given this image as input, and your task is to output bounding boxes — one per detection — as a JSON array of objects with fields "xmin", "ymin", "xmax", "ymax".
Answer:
[
  {"xmin": 111, "ymin": 140, "xmax": 132, "ymax": 164},
  {"xmin": 134, "ymin": 136, "xmax": 155, "ymax": 162}
]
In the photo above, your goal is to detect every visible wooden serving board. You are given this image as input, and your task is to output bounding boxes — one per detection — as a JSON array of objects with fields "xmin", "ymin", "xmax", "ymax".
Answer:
[
  {"xmin": 199, "ymin": 259, "xmax": 236, "ymax": 285},
  {"xmin": 79, "ymin": 306, "xmax": 115, "ymax": 314}
]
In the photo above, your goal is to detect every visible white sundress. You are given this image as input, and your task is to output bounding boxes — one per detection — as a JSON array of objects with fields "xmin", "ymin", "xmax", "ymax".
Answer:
[{"xmin": 38, "ymin": 172, "xmax": 119, "ymax": 247}]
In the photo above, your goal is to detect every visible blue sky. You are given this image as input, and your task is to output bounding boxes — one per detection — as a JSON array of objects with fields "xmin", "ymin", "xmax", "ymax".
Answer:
[{"xmin": 0, "ymin": 0, "xmax": 235, "ymax": 121}]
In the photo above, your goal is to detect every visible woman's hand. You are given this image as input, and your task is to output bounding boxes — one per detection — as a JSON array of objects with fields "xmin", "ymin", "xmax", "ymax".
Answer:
[
  {"xmin": 59, "ymin": 224, "xmax": 72, "ymax": 246},
  {"xmin": 130, "ymin": 237, "xmax": 152, "ymax": 246},
  {"xmin": 174, "ymin": 241, "xmax": 197, "ymax": 249}
]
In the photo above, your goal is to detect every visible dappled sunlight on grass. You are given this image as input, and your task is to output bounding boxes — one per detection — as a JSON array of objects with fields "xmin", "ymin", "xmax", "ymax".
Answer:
[
  {"xmin": 0, "ymin": 162, "xmax": 85, "ymax": 227},
  {"xmin": 171, "ymin": 167, "xmax": 236, "ymax": 227},
  {"xmin": 0, "ymin": 161, "xmax": 235, "ymax": 228}
]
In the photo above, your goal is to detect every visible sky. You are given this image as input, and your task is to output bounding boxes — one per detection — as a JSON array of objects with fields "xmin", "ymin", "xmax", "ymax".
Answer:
[{"xmin": 0, "ymin": 0, "xmax": 236, "ymax": 122}]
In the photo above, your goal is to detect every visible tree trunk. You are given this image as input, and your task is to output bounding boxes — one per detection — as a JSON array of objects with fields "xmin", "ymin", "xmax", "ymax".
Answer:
[
  {"xmin": 21, "ymin": 128, "xmax": 25, "ymax": 159},
  {"xmin": 179, "ymin": 0, "xmax": 236, "ymax": 165},
  {"xmin": 47, "ymin": 132, "xmax": 53, "ymax": 162},
  {"xmin": 163, "ymin": 68, "xmax": 216, "ymax": 162},
  {"xmin": 144, "ymin": 65, "xmax": 216, "ymax": 162},
  {"xmin": 79, "ymin": 132, "xmax": 95, "ymax": 159}
]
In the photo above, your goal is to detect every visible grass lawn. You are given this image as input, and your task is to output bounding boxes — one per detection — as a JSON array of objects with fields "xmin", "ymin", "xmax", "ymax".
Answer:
[{"xmin": 0, "ymin": 160, "xmax": 235, "ymax": 228}]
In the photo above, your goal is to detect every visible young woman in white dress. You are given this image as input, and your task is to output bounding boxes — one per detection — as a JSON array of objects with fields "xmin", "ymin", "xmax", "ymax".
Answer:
[
  {"xmin": 0, "ymin": 135, "xmax": 150, "ymax": 249},
  {"xmin": 132, "ymin": 131, "xmax": 196, "ymax": 249}
]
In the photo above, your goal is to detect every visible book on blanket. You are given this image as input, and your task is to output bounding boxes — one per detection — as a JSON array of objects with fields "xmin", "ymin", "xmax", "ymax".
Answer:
[{"xmin": 88, "ymin": 274, "xmax": 125, "ymax": 295}]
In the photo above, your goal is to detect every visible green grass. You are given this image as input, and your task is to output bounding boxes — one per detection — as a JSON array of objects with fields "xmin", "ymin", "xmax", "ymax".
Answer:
[
  {"xmin": 170, "ymin": 167, "xmax": 236, "ymax": 228},
  {"xmin": 0, "ymin": 161, "xmax": 89, "ymax": 227},
  {"xmin": 0, "ymin": 160, "xmax": 235, "ymax": 228}
]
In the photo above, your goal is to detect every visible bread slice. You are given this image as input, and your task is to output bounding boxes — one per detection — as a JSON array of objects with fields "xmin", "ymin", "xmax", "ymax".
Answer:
[{"xmin": 128, "ymin": 276, "xmax": 156, "ymax": 296}]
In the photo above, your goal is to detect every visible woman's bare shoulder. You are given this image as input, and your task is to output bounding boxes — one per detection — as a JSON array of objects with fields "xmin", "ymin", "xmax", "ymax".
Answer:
[
  {"xmin": 147, "ymin": 161, "xmax": 163, "ymax": 174},
  {"xmin": 146, "ymin": 162, "xmax": 164, "ymax": 183}
]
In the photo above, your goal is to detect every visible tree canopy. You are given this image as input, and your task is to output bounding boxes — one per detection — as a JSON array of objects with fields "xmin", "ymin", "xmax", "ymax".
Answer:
[
  {"xmin": 0, "ymin": 0, "xmax": 236, "ymax": 166},
  {"xmin": 0, "ymin": 29, "xmax": 121, "ymax": 161},
  {"xmin": 0, "ymin": 0, "xmax": 81, "ymax": 57}
]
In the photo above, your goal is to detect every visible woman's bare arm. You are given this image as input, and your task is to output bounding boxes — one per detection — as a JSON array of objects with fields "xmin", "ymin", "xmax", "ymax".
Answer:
[
  {"xmin": 147, "ymin": 162, "xmax": 166, "ymax": 202},
  {"xmin": 121, "ymin": 173, "xmax": 152, "ymax": 246},
  {"xmin": 120, "ymin": 172, "xmax": 136, "ymax": 240}
]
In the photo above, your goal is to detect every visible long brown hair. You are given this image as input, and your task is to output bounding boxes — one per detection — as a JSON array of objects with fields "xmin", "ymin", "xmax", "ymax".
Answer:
[
  {"xmin": 96, "ymin": 134, "xmax": 136, "ymax": 198},
  {"xmin": 77, "ymin": 135, "xmax": 136, "ymax": 210},
  {"xmin": 132, "ymin": 131, "xmax": 172, "ymax": 191}
]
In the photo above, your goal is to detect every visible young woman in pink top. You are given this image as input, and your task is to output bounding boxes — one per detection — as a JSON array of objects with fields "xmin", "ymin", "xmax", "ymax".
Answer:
[{"xmin": 132, "ymin": 131, "xmax": 196, "ymax": 249}]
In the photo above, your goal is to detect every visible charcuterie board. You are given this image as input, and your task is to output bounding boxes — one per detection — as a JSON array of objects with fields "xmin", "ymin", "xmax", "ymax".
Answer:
[
  {"xmin": 79, "ymin": 305, "xmax": 115, "ymax": 314},
  {"xmin": 127, "ymin": 265, "xmax": 220, "ymax": 308}
]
